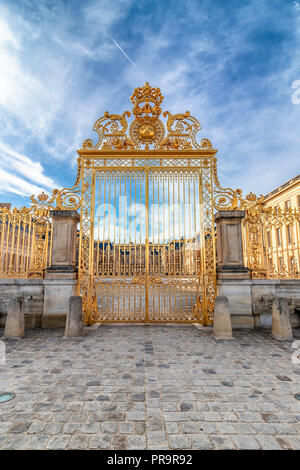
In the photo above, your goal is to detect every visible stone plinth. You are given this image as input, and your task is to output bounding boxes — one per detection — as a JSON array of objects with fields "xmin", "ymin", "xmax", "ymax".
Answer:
[
  {"xmin": 47, "ymin": 210, "xmax": 80, "ymax": 273},
  {"xmin": 213, "ymin": 296, "xmax": 234, "ymax": 340},
  {"xmin": 43, "ymin": 210, "xmax": 79, "ymax": 327},
  {"xmin": 64, "ymin": 296, "xmax": 83, "ymax": 337},
  {"xmin": 272, "ymin": 297, "xmax": 293, "ymax": 340},
  {"xmin": 214, "ymin": 210, "xmax": 249, "ymax": 279},
  {"xmin": 215, "ymin": 210, "xmax": 253, "ymax": 328},
  {"xmin": 4, "ymin": 296, "xmax": 25, "ymax": 338}
]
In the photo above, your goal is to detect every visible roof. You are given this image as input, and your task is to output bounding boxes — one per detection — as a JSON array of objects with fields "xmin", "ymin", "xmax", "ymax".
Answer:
[{"xmin": 264, "ymin": 174, "xmax": 300, "ymax": 201}]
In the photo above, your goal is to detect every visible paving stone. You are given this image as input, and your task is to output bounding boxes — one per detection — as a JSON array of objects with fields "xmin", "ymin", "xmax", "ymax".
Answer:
[
  {"xmin": 1, "ymin": 325, "xmax": 300, "ymax": 450},
  {"xmin": 131, "ymin": 393, "xmax": 145, "ymax": 402},
  {"xmin": 181, "ymin": 421, "xmax": 217, "ymax": 434},
  {"xmin": 83, "ymin": 402, "xmax": 99, "ymax": 411},
  {"xmin": 3, "ymin": 436, "xmax": 30, "ymax": 450},
  {"xmin": 63, "ymin": 422, "xmax": 81, "ymax": 433},
  {"xmin": 111, "ymin": 435, "xmax": 128, "ymax": 450},
  {"xmin": 135, "ymin": 422, "xmax": 146, "ymax": 434},
  {"xmin": 52, "ymin": 411, "xmax": 72, "ymax": 422},
  {"xmin": 127, "ymin": 435, "xmax": 147, "ymax": 450},
  {"xmin": 169, "ymin": 435, "xmax": 192, "ymax": 449},
  {"xmin": 180, "ymin": 403, "xmax": 193, "ymax": 411},
  {"xmin": 0, "ymin": 422, "xmax": 14, "ymax": 433},
  {"xmin": 147, "ymin": 431, "xmax": 167, "ymax": 445},
  {"xmin": 276, "ymin": 376, "xmax": 292, "ymax": 382},
  {"xmin": 100, "ymin": 421, "xmax": 118, "ymax": 434},
  {"xmin": 165, "ymin": 422, "xmax": 179, "ymax": 434},
  {"xmin": 68, "ymin": 434, "xmax": 91, "ymax": 449},
  {"xmin": 147, "ymin": 408, "xmax": 162, "ymax": 418},
  {"xmin": 273, "ymin": 423, "xmax": 297, "ymax": 435},
  {"xmin": 220, "ymin": 412, "xmax": 238, "ymax": 422},
  {"xmin": 261, "ymin": 413, "xmax": 280, "ymax": 423},
  {"xmin": 191, "ymin": 435, "xmax": 213, "ymax": 449},
  {"xmin": 234, "ymin": 423, "xmax": 256, "ymax": 435},
  {"xmin": 211, "ymin": 435, "xmax": 235, "ymax": 450},
  {"xmin": 26, "ymin": 435, "xmax": 50, "ymax": 449},
  {"xmin": 96, "ymin": 395, "xmax": 110, "ymax": 401},
  {"xmin": 232, "ymin": 435, "xmax": 260, "ymax": 450},
  {"xmin": 255, "ymin": 435, "xmax": 282, "ymax": 450},
  {"xmin": 147, "ymin": 418, "xmax": 164, "ymax": 431},
  {"xmin": 217, "ymin": 422, "xmax": 237, "ymax": 434},
  {"xmin": 0, "ymin": 436, "xmax": 8, "ymax": 449},
  {"xmin": 45, "ymin": 423, "xmax": 64, "ymax": 434},
  {"xmin": 46, "ymin": 435, "xmax": 70, "ymax": 450},
  {"xmin": 9, "ymin": 422, "xmax": 31, "ymax": 434},
  {"xmin": 238, "ymin": 412, "xmax": 263, "ymax": 422},
  {"xmin": 120, "ymin": 422, "xmax": 134, "ymax": 434},
  {"xmin": 127, "ymin": 411, "xmax": 146, "ymax": 421},
  {"xmin": 28, "ymin": 421, "xmax": 47, "ymax": 434},
  {"xmin": 251, "ymin": 422, "xmax": 276, "ymax": 434},
  {"xmin": 88, "ymin": 435, "xmax": 111, "ymax": 449},
  {"xmin": 203, "ymin": 411, "xmax": 222, "ymax": 421},
  {"xmin": 275, "ymin": 437, "xmax": 294, "ymax": 450}
]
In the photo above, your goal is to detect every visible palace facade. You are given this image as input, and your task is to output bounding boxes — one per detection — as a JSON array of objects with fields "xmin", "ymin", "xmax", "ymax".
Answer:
[{"xmin": 260, "ymin": 174, "xmax": 300, "ymax": 276}]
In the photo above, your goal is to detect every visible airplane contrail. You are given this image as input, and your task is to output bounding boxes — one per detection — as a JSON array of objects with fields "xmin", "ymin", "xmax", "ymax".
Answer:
[{"xmin": 111, "ymin": 38, "xmax": 140, "ymax": 71}]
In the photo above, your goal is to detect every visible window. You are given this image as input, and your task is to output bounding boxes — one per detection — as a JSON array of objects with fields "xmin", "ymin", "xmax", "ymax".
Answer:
[
  {"xmin": 287, "ymin": 225, "xmax": 293, "ymax": 244},
  {"xmin": 298, "ymin": 195, "xmax": 300, "ymax": 207},
  {"xmin": 279, "ymin": 257, "xmax": 283, "ymax": 269},
  {"xmin": 290, "ymin": 257, "xmax": 295, "ymax": 272},
  {"xmin": 277, "ymin": 227, "xmax": 282, "ymax": 245},
  {"xmin": 267, "ymin": 231, "xmax": 271, "ymax": 247},
  {"xmin": 285, "ymin": 200, "xmax": 291, "ymax": 210}
]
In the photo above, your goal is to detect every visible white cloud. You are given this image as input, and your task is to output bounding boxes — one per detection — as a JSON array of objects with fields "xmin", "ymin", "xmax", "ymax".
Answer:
[
  {"xmin": 0, "ymin": 142, "xmax": 56, "ymax": 188},
  {"xmin": 0, "ymin": 1, "xmax": 133, "ymax": 162},
  {"xmin": 0, "ymin": 168, "xmax": 49, "ymax": 198},
  {"xmin": 0, "ymin": 141, "xmax": 58, "ymax": 198},
  {"xmin": 0, "ymin": 0, "xmax": 299, "ymax": 206}
]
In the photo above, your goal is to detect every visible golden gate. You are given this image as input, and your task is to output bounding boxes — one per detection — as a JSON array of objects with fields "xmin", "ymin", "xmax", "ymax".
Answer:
[
  {"xmin": 54, "ymin": 83, "xmax": 239, "ymax": 325},
  {"xmin": 1, "ymin": 83, "xmax": 298, "ymax": 324}
]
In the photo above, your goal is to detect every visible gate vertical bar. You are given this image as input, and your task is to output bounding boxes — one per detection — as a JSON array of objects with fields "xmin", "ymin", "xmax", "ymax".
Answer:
[{"xmin": 145, "ymin": 169, "xmax": 149, "ymax": 321}]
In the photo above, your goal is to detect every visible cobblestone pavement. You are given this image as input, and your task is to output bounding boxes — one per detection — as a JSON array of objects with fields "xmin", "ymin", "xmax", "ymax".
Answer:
[{"xmin": 0, "ymin": 325, "xmax": 300, "ymax": 450}]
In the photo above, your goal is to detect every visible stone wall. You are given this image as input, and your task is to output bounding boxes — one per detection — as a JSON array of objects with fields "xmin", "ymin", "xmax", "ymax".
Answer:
[
  {"xmin": 1, "ymin": 278, "xmax": 300, "ymax": 329},
  {"xmin": 0, "ymin": 279, "xmax": 44, "ymax": 328},
  {"xmin": 217, "ymin": 278, "xmax": 300, "ymax": 328},
  {"xmin": 251, "ymin": 279, "xmax": 300, "ymax": 328}
]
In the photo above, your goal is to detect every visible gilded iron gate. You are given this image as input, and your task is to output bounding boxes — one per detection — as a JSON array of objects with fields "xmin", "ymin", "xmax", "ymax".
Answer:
[
  {"xmin": 51, "ymin": 83, "xmax": 240, "ymax": 324},
  {"xmin": 88, "ymin": 160, "xmax": 214, "ymax": 323}
]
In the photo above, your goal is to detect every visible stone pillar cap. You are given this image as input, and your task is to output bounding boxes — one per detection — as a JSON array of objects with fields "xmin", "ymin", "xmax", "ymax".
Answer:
[
  {"xmin": 50, "ymin": 210, "xmax": 80, "ymax": 222},
  {"xmin": 214, "ymin": 210, "xmax": 245, "ymax": 221}
]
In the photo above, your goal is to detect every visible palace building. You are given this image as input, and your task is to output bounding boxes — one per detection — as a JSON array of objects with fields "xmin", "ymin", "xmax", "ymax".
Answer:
[
  {"xmin": 263, "ymin": 174, "xmax": 300, "ymax": 210},
  {"xmin": 259, "ymin": 174, "xmax": 300, "ymax": 277}
]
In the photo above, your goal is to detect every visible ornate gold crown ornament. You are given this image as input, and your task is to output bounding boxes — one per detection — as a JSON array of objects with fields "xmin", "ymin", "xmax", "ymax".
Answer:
[
  {"xmin": 49, "ymin": 82, "xmax": 247, "ymax": 213},
  {"xmin": 82, "ymin": 82, "xmax": 213, "ymax": 151}
]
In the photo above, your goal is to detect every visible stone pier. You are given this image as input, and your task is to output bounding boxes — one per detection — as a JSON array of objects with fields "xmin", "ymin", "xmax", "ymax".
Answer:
[
  {"xmin": 4, "ymin": 296, "xmax": 25, "ymax": 338},
  {"xmin": 213, "ymin": 296, "xmax": 234, "ymax": 340},
  {"xmin": 214, "ymin": 210, "xmax": 253, "ymax": 328},
  {"xmin": 64, "ymin": 296, "xmax": 84, "ymax": 338},
  {"xmin": 272, "ymin": 296, "xmax": 293, "ymax": 340},
  {"xmin": 42, "ymin": 210, "xmax": 80, "ymax": 328}
]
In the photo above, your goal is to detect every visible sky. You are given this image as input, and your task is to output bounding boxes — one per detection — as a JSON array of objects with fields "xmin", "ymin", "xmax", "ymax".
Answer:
[{"xmin": 0, "ymin": 0, "xmax": 300, "ymax": 208}]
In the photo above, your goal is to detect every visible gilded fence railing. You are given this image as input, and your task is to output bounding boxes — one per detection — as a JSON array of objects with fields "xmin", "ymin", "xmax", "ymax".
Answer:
[
  {"xmin": 0, "ymin": 193, "xmax": 54, "ymax": 279},
  {"xmin": 240, "ymin": 193, "xmax": 300, "ymax": 278}
]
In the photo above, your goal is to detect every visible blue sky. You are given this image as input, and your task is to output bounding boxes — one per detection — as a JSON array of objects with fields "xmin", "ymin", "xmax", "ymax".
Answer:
[{"xmin": 0, "ymin": 0, "xmax": 299, "ymax": 208}]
